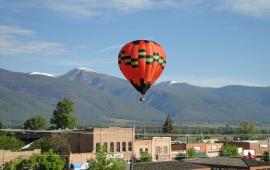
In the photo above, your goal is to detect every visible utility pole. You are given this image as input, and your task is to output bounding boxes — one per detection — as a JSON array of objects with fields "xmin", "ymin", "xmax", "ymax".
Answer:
[
  {"xmin": 143, "ymin": 122, "xmax": 145, "ymax": 139},
  {"xmin": 186, "ymin": 129, "xmax": 190, "ymax": 144},
  {"xmin": 8, "ymin": 121, "xmax": 12, "ymax": 129}
]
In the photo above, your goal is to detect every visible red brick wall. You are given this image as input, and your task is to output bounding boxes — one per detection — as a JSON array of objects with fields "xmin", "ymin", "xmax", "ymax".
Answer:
[{"xmin": 187, "ymin": 143, "xmax": 206, "ymax": 153}]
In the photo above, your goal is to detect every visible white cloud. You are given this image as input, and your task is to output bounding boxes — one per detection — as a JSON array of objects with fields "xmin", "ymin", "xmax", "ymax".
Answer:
[
  {"xmin": 94, "ymin": 44, "xmax": 123, "ymax": 54},
  {"xmin": 0, "ymin": 25, "xmax": 33, "ymax": 36},
  {"xmin": 51, "ymin": 56, "xmax": 115, "ymax": 72},
  {"xmin": 219, "ymin": 0, "xmax": 270, "ymax": 18},
  {"xmin": 18, "ymin": 0, "xmax": 179, "ymax": 17},
  {"xmin": 4, "ymin": 0, "xmax": 270, "ymax": 18},
  {"xmin": 0, "ymin": 25, "xmax": 65, "ymax": 55}
]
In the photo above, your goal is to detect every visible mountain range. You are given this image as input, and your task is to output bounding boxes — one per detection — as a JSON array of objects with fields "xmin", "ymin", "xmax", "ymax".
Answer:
[{"xmin": 0, "ymin": 67, "xmax": 270, "ymax": 125}]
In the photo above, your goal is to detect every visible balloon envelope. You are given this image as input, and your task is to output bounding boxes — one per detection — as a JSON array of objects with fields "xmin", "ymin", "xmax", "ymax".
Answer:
[{"xmin": 118, "ymin": 40, "xmax": 167, "ymax": 95}]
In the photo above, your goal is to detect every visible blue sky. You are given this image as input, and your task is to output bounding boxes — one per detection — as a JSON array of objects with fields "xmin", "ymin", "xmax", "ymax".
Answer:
[{"xmin": 0, "ymin": 0, "xmax": 270, "ymax": 87}]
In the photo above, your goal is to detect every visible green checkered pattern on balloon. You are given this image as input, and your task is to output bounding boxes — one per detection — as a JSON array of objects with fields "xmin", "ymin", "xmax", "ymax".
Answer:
[{"xmin": 119, "ymin": 50, "xmax": 166, "ymax": 68}]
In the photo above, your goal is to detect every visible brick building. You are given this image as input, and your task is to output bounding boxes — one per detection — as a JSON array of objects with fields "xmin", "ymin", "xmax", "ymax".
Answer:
[
  {"xmin": 134, "ymin": 137, "xmax": 171, "ymax": 161},
  {"xmin": 171, "ymin": 142, "xmax": 223, "ymax": 159},
  {"xmin": 69, "ymin": 127, "xmax": 135, "ymax": 164},
  {"xmin": 229, "ymin": 140, "xmax": 269, "ymax": 158},
  {"xmin": 91, "ymin": 127, "xmax": 135, "ymax": 160}
]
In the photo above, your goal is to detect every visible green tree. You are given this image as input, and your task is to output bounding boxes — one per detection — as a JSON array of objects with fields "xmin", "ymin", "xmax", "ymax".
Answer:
[
  {"xmin": 29, "ymin": 134, "xmax": 70, "ymax": 155},
  {"xmin": 0, "ymin": 134, "xmax": 23, "ymax": 151},
  {"xmin": 262, "ymin": 151, "xmax": 270, "ymax": 162},
  {"xmin": 0, "ymin": 121, "xmax": 4, "ymax": 136},
  {"xmin": 139, "ymin": 152, "xmax": 152, "ymax": 162},
  {"xmin": 162, "ymin": 115, "xmax": 173, "ymax": 134},
  {"xmin": 219, "ymin": 144, "xmax": 239, "ymax": 157},
  {"xmin": 4, "ymin": 149, "xmax": 65, "ymax": 170},
  {"xmin": 0, "ymin": 121, "xmax": 3, "ymax": 129},
  {"xmin": 237, "ymin": 120, "xmax": 258, "ymax": 140},
  {"xmin": 186, "ymin": 148, "xmax": 197, "ymax": 158},
  {"xmin": 29, "ymin": 138, "xmax": 54, "ymax": 152},
  {"xmin": 24, "ymin": 115, "xmax": 47, "ymax": 130},
  {"xmin": 88, "ymin": 145, "xmax": 125, "ymax": 170},
  {"xmin": 3, "ymin": 157, "xmax": 23, "ymax": 170},
  {"xmin": 50, "ymin": 98, "xmax": 76, "ymax": 129}
]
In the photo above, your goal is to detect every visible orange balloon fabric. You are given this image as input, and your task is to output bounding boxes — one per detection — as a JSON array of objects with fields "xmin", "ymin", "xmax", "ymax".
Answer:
[{"xmin": 118, "ymin": 40, "xmax": 167, "ymax": 95}]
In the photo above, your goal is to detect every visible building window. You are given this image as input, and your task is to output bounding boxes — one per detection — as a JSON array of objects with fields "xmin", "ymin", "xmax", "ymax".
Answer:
[
  {"xmin": 194, "ymin": 146, "xmax": 200, "ymax": 151},
  {"xmin": 164, "ymin": 146, "xmax": 168, "ymax": 154},
  {"xmin": 128, "ymin": 142, "xmax": 132, "ymax": 151},
  {"xmin": 110, "ymin": 142, "xmax": 114, "ymax": 152},
  {"xmin": 116, "ymin": 142, "xmax": 120, "ymax": 152},
  {"xmin": 104, "ymin": 142, "xmax": 107, "ymax": 151},
  {"xmin": 156, "ymin": 146, "xmax": 161, "ymax": 154},
  {"xmin": 140, "ymin": 148, "xmax": 143, "ymax": 153},
  {"xmin": 211, "ymin": 145, "xmax": 217, "ymax": 150},
  {"xmin": 145, "ymin": 148, "xmax": 148, "ymax": 153},
  {"xmin": 96, "ymin": 143, "xmax": 100, "ymax": 152},
  {"xmin": 122, "ymin": 142, "xmax": 126, "ymax": 152}
]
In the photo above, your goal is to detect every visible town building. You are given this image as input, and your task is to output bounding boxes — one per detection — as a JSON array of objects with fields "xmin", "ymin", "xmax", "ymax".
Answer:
[
  {"xmin": 91, "ymin": 127, "xmax": 135, "ymax": 160},
  {"xmin": 69, "ymin": 127, "xmax": 135, "ymax": 164},
  {"xmin": 229, "ymin": 140, "xmax": 269, "ymax": 158},
  {"xmin": 131, "ymin": 161, "xmax": 211, "ymax": 170},
  {"xmin": 183, "ymin": 157, "xmax": 270, "ymax": 170},
  {"xmin": 171, "ymin": 142, "xmax": 223, "ymax": 159},
  {"xmin": 134, "ymin": 137, "xmax": 171, "ymax": 161},
  {"xmin": 68, "ymin": 127, "xmax": 172, "ymax": 165}
]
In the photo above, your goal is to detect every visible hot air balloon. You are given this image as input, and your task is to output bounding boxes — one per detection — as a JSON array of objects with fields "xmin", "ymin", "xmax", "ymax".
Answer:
[{"xmin": 118, "ymin": 40, "xmax": 167, "ymax": 101}]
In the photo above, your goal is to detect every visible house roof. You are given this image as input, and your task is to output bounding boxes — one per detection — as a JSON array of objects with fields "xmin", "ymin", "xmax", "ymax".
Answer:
[
  {"xmin": 243, "ymin": 158, "xmax": 270, "ymax": 167},
  {"xmin": 132, "ymin": 161, "xmax": 210, "ymax": 170},
  {"xmin": 183, "ymin": 157, "xmax": 247, "ymax": 168},
  {"xmin": 183, "ymin": 157, "xmax": 270, "ymax": 168}
]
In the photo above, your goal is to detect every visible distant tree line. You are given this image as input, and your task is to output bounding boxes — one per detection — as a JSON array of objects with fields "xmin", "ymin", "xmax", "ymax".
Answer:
[{"xmin": 135, "ymin": 117, "xmax": 266, "ymax": 141}]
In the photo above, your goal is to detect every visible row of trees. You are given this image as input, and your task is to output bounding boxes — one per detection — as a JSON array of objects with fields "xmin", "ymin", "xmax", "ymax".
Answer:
[
  {"xmin": 160, "ymin": 115, "xmax": 263, "ymax": 140},
  {"xmin": 0, "ymin": 98, "xmax": 76, "ymax": 169},
  {"xmin": 0, "ymin": 100, "xmax": 264, "ymax": 136},
  {"xmin": 1, "ymin": 134, "xmax": 71, "ymax": 169},
  {"xmin": 3, "ymin": 150, "xmax": 65, "ymax": 170},
  {"xmin": 3, "ymin": 142, "xmax": 152, "ymax": 170},
  {"xmin": 21, "ymin": 98, "xmax": 77, "ymax": 130}
]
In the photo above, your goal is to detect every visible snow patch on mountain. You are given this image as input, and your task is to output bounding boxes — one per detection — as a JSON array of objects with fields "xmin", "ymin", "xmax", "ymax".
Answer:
[
  {"xmin": 156, "ymin": 80, "xmax": 178, "ymax": 86},
  {"xmin": 76, "ymin": 67, "xmax": 97, "ymax": 73},
  {"xmin": 168, "ymin": 80, "xmax": 177, "ymax": 85},
  {"xmin": 29, "ymin": 72, "xmax": 59, "ymax": 78}
]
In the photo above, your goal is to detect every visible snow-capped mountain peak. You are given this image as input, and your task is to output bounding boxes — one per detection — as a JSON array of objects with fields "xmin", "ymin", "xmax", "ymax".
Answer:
[
  {"xmin": 76, "ymin": 67, "xmax": 96, "ymax": 72},
  {"xmin": 29, "ymin": 72, "xmax": 59, "ymax": 78}
]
